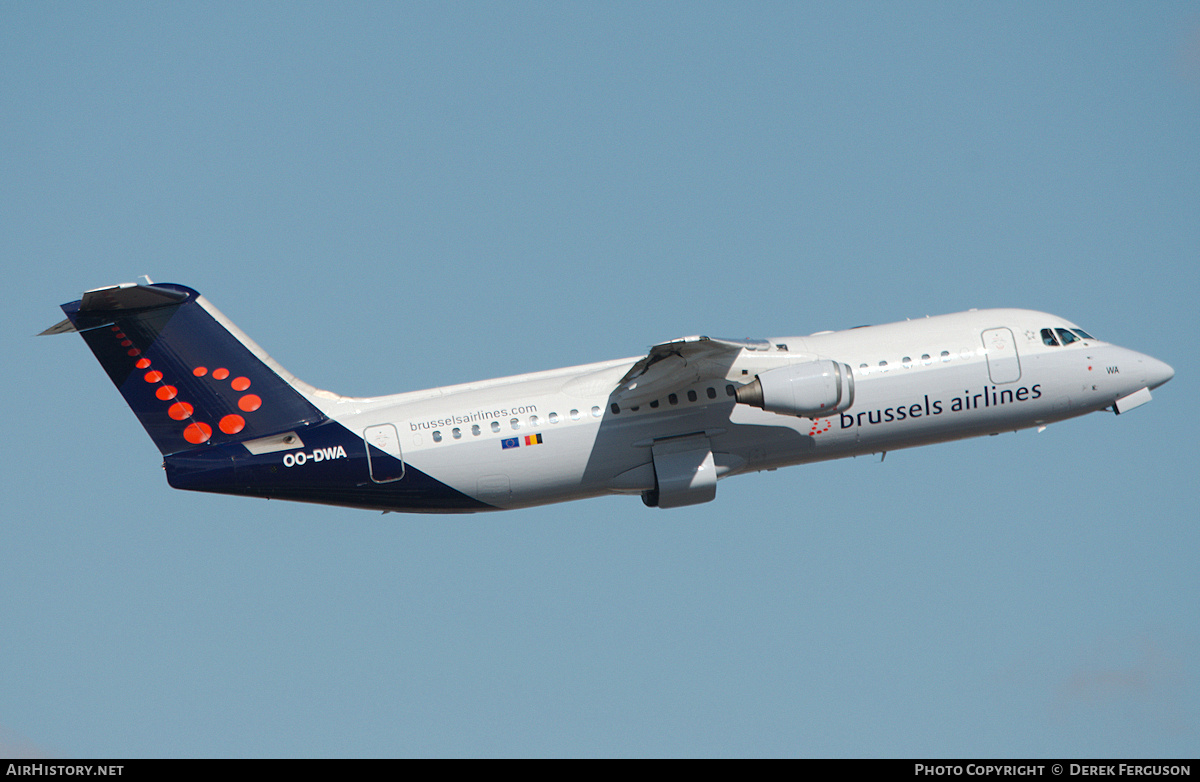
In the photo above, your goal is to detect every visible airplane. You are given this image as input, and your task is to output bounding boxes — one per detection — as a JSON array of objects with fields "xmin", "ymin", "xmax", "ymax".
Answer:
[{"xmin": 44, "ymin": 281, "xmax": 1174, "ymax": 512}]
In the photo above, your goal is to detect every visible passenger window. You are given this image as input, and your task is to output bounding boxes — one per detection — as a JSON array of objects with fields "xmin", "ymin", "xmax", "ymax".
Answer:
[
  {"xmin": 510, "ymin": 417, "xmax": 521, "ymax": 430},
  {"xmin": 902, "ymin": 357, "xmax": 912, "ymax": 368},
  {"xmin": 706, "ymin": 387, "xmax": 717, "ymax": 399},
  {"xmin": 859, "ymin": 362, "xmax": 869, "ymax": 376},
  {"xmin": 432, "ymin": 431, "xmax": 442, "ymax": 443},
  {"xmin": 452, "ymin": 428, "xmax": 461, "ymax": 439},
  {"xmin": 921, "ymin": 354, "xmax": 931, "ymax": 365},
  {"xmin": 549, "ymin": 412, "xmax": 559, "ymax": 424},
  {"xmin": 529, "ymin": 415, "xmax": 539, "ymax": 427},
  {"xmin": 611, "ymin": 403, "xmax": 620, "ymax": 415},
  {"xmin": 491, "ymin": 421, "xmax": 501, "ymax": 433},
  {"xmin": 668, "ymin": 393, "xmax": 678, "ymax": 405},
  {"xmin": 878, "ymin": 360, "xmax": 888, "ymax": 372},
  {"xmin": 570, "ymin": 409, "xmax": 580, "ymax": 420},
  {"xmin": 726, "ymin": 384, "xmax": 735, "ymax": 397},
  {"xmin": 687, "ymin": 390, "xmax": 698, "ymax": 402},
  {"xmin": 940, "ymin": 350, "xmax": 951, "ymax": 362},
  {"xmin": 1041, "ymin": 328, "xmax": 1059, "ymax": 346},
  {"xmin": 649, "ymin": 400, "xmax": 659, "ymax": 408},
  {"xmin": 591, "ymin": 406, "xmax": 601, "ymax": 417},
  {"xmin": 1055, "ymin": 328, "xmax": 1078, "ymax": 345},
  {"xmin": 472, "ymin": 424, "xmax": 481, "ymax": 436}
]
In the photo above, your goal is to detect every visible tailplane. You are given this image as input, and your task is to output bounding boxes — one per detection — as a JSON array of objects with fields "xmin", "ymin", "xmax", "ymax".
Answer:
[{"xmin": 46, "ymin": 283, "xmax": 327, "ymax": 455}]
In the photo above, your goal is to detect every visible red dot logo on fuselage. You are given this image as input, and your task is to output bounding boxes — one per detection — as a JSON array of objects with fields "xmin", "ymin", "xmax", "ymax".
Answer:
[{"xmin": 808, "ymin": 417, "xmax": 833, "ymax": 435}]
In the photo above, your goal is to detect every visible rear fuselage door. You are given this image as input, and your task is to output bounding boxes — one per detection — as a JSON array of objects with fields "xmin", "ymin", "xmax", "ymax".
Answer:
[
  {"xmin": 364, "ymin": 424, "xmax": 405, "ymax": 483},
  {"xmin": 982, "ymin": 327, "xmax": 1022, "ymax": 384}
]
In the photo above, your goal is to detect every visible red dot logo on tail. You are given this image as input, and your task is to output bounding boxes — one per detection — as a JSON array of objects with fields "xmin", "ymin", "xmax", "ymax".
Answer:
[
  {"xmin": 168, "ymin": 401, "xmax": 194, "ymax": 420},
  {"xmin": 111, "ymin": 326, "xmax": 222, "ymax": 446},
  {"xmin": 183, "ymin": 422, "xmax": 212, "ymax": 444},
  {"xmin": 220, "ymin": 415, "xmax": 245, "ymax": 434}
]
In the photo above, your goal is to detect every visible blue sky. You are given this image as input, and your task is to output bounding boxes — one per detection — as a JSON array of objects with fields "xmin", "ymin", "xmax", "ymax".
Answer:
[{"xmin": 3, "ymin": 2, "xmax": 1198, "ymax": 757}]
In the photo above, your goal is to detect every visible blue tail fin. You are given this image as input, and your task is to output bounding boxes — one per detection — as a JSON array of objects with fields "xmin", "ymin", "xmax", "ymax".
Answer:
[{"xmin": 52, "ymin": 282, "xmax": 326, "ymax": 455}]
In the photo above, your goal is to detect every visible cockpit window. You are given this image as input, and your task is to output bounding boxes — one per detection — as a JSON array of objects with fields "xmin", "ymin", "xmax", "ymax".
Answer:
[
  {"xmin": 1055, "ymin": 328, "xmax": 1079, "ymax": 345},
  {"xmin": 1041, "ymin": 328, "xmax": 1059, "ymax": 346},
  {"xmin": 1071, "ymin": 328, "xmax": 1095, "ymax": 340}
]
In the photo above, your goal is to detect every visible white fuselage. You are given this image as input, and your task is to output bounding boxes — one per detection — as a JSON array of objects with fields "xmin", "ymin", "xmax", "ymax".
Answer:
[{"xmin": 298, "ymin": 308, "xmax": 1173, "ymax": 510}]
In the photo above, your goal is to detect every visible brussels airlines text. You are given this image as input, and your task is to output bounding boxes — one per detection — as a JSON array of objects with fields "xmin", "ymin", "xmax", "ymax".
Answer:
[{"xmin": 841, "ymin": 385, "xmax": 1042, "ymax": 429}]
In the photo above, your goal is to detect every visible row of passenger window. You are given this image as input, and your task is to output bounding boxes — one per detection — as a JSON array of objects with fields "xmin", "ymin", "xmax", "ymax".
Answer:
[
  {"xmin": 430, "ymin": 406, "xmax": 603, "ymax": 443},
  {"xmin": 857, "ymin": 349, "xmax": 960, "ymax": 376},
  {"xmin": 429, "ymin": 383, "xmax": 744, "ymax": 442},
  {"xmin": 609, "ymin": 384, "xmax": 738, "ymax": 415}
]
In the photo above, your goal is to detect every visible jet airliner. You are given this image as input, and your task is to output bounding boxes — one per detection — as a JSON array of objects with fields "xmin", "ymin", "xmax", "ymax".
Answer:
[{"xmin": 45, "ymin": 282, "xmax": 1174, "ymax": 512}]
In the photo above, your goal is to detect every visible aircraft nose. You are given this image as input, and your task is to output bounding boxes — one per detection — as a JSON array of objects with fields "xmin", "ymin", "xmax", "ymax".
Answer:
[{"xmin": 1143, "ymin": 355, "xmax": 1174, "ymax": 390}]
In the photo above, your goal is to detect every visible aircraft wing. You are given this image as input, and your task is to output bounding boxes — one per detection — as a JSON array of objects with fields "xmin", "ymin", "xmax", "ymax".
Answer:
[{"xmin": 612, "ymin": 335, "xmax": 771, "ymax": 406}]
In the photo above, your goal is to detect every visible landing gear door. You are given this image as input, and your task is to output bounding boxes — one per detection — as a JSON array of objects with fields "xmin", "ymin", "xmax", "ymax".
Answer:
[
  {"xmin": 364, "ymin": 424, "xmax": 405, "ymax": 483},
  {"xmin": 651, "ymin": 435, "xmax": 717, "ymax": 509},
  {"xmin": 982, "ymin": 327, "xmax": 1022, "ymax": 384}
]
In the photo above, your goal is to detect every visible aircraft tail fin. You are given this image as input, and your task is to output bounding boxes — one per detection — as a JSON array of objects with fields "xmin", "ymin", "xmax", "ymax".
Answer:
[{"xmin": 49, "ymin": 282, "xmax": 328, "ymax": 455}]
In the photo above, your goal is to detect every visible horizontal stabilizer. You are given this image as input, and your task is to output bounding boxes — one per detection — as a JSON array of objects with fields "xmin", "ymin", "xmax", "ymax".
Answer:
[
  {"xmin": 42, "ymin": 284, "xmax": 189, "ymax": 335},
  {"xmin": 80, "ymin": 282, "xmax": 188, "ymax": 312},
  {"xmin": 39, "ymin": 318, "xmax": 77, "ymax": 336}
]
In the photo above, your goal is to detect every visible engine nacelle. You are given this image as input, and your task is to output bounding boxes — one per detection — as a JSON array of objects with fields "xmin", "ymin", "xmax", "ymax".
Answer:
[{"xmin": 735, "ymin": 360, "xmax": 855, "ymax": 417}]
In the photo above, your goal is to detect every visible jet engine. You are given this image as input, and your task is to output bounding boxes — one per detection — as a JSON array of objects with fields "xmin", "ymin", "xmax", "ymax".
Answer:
[{"xmin": 735, "ymin": 360, "xmax": 855, "ymax": 417}]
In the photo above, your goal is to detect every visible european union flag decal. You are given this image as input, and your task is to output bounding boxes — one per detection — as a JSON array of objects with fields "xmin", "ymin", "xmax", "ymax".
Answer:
[{"xmin": 501, "ymin": 438, "xmax": 519, "ymax": 450}]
